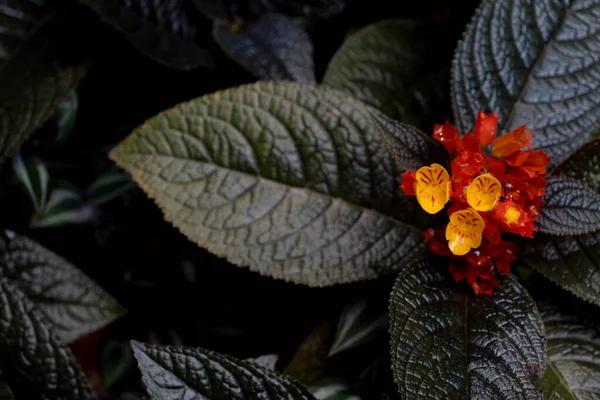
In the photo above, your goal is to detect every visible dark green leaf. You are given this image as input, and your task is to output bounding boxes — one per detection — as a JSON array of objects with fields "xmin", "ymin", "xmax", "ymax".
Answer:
[
  {"xmin": 79, "ymin": 0, "xmax": 213, "ymax": 70},
  {"xmin": 452, "ymin": 0, "xmax": 600, "ymax": 165},
  {"xmin": 0, "ymin": 3, "xmax": 88, "ymax": 164},
  {"xmin": 131, "ymin": 341, "xmax": 316, "ymax": 400},
  {"xmin": 309, "ymin": 378, "xmax": 361, "ymax": 400},
  {"xmin": 323, "ymin": 20, "xmax": 446, "ymax": 129},
  {"xmin": 284, "ymin": 321, "xmax": 333, "ymax": 385},
  {"xmin": 0, "ymin": 277, "xmax": 95, "ymax": 399},
  {"xmin": 536, "ymin": 177, "xmax": 600, "ymax": 235},
  {"xmin": 523, "ymin": 231, "xmax": 600, "ymax": 307},
  {"xmin": 553, "ymin": 138, "xmax": 600, "ymax": 192},
  {"xmin": 32, "ymin": 188, "xmax": 98, "ymax": 228},
  {"xmin": 12, "ymin": 154, "xmax": 49, "ymax": 213},
  {"xmin": 0, "ymin": 231, "xmax": 126, "ymax": 343},
  {"xmin": 370, "ymin": 111, "xmax": 448, "ymax": 171},
  {"xmin": 389, "ymin": 258, "xmax": 546, "ymax": 399},
  {"xmin": 539, "ymin": 304, "xmax": 600, "ymax": 400},
  {"xmin": 110, "ymin": 82, "xmax": 426, "ymax": 287},
  {"xmin": 213, "ymin": 13, "xmax": 315, "ymax": 82},
  {"xmin": 86, "ymin": 169, "xmax": 135, "ymax": 206},
  {"xmin": 54, "ymin": 90, "xmax": 79, "ymax": 144}
]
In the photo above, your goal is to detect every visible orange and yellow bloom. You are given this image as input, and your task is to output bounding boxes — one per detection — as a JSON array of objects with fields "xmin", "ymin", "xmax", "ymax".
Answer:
[{"xmin": 400, "ymin": 111, "xmax": 550, "ymax": 295}]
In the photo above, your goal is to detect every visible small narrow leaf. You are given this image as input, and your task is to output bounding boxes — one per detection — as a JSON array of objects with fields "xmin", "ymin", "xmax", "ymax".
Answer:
[
  {"xmin": 523, "ymin": 232, "xmax": 600, "ymax": 307},
  {"xmin": 131, "ymin": 341, "xmax": 316, "ymax": 400},
  {"xmin": 0, "ymin": 277, "xmax": 95, "ymax": 399},
  {"xmin": 323, "ymin": 20, "xmax": 446, "ymax": 128},
  {"xmin": 389, "ymin": 258, "xmax": 546, "ymax": 399},
  {"xmin": 553, "ymin": 138, "xmax": 600, "ymax": 192},
  {"xmin": 110, "ymin": 81, "xmax": 426, "ymax": 287},
  {"xmin": 80, "ymin": 0, "xmax": 213, "ymax": 70},
  {"xmin": 213, "ymin": 13, "xmax": 315, "ymax": 82},
  {"xmin": 55, "ymin": 90, "xmax": 79, "ymax": 144},
  {"xmin": 539, "ymin": 304, "xmax": 600, "ymax": 400},
  {"xmin": 0, "ymin": 231, "xmax": 126, "ymax": 343},
  {"xmin": 370, "ymin": 111, "xmax": 448, "ymax": 171},
  {"xmin": 309, "ymin": 378, "xmax": 361, "ymax": 400},
  {"xmin": 536, "ymin": 178, "xmax": 600, "ymax": 235},
  {"xmin": 86, "ymin": 170, "xmax": 135, "ymax": 206},
  {"xmin": 328, "ymin": 299, "xmax": 387, "ymax": 357},
  {"xmin": 452, "ymin": 0, "xmax": 600, "ymax": 165},
  {"xmin": 12, "ymin": 154, "xmax": 49, "ymax": 213},
  {"xmin": 284, "ymin": 321, "xmax": 333, "ymax": 385},
  {"xmin": 32, "ymin": 188, "xmax": 97, "ymax": 228}
]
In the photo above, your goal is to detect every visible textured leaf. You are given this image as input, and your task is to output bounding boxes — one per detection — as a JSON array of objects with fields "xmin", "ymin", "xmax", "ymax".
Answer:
[
  {"xmin": 284, "ymin": 321, "xmax": 333, "ymax": 385},
  {"xmin": 452, "ymin": 0, "xmax": 600, "ymax": 165},
  {"xmin": 370, "ymin": 111, "xmax": 448, "ymax": 171},
  {"xmin": 32, "ymin": 188, "xmax": 97, "ymax": 228},
  {"xmin": 523, "ymin": 231, "xmax": 600, "ymax": 307},
  {"xmin": 538, "ymin": 304, "xmax": 600, "ymax": 400},
  {"xmin": 12, "ymin": 154, "xmax": 49, "ymax": 213},
  {"xmin": 328, "ymin": 299, "xmax": 387, "ymax": 357},
  {"xmin": 389, "ymin": 258, "xmax": 546, "ymax": 399},
  {"xmin": 0, "ymin": 2, "xmax": 88, "ymax": 164},
  {"xmin": 131, "ymin": 341, "xmax": 317, "ymax": 400},
  {"xmin": 109, "ymin": 81, "xmax": 426, "ymax": 286},
  {"xmin": 323, "ymin": 20, "xmax": 446, "ymax": 129},
  {"xmin": 553, "ymin": 138, "xmax": 600, "ymax": 192},
  {"xmin": 309, "ymin": 378, "xmax": 361, "ymax": 400},
  {"xmin": 536, "ymin": 177, "xmax": 600, "ymax": 235},
  {"xmin": 0, "ymin": 231, "xmax": 126, "ymax": 343},
  {"xmin": 213, "ymin": 13, "xmax": 315, "ymax": 82},
  {"xmin": 80, "ymin": 0, "xmax": 213, "ymax": 70},
  {"xmin": 0, "ymin": 277, "xmax": 95, "ymax": 399}
]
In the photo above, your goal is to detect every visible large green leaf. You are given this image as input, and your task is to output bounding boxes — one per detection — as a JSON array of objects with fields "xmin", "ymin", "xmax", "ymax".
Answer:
[
  {"xmin": 539, "ymin": 304, "xmax": 600, "ymax": 400},
  {"xmin": 0, "ymin": 1, "xmax": 88, "ymax": 164},
  {"xmin": 0, "ymin": 277, "xmax": 95, "ymax": 399},
  {"xmin": 323, "ymin": 20, "xmax": 446, "ymax": 129},
  {"xmin": 0, "ymin": 231, "xmax": 125, "ymax": 343},
  {"xmin": 523, "ymin": 231, "xmax": 600, "ymax": 307},
  {"xmin": 131, "ymin": 341, "xmax": 317, "ymax": 399},
  {"xmin": 553, "ymin": 138, "xmax": 600, "ymax": 192},
  {"xmin": 110, "ymin": 82, "xmax": 427, "ymax": 287},
  {"xmin": 80, "ymin": 0, "xmax": 212, "ymax": 69},
  {"xmin": 452, "ymin": 0, "xmax": 600, "ymax": 165},
  {"xmin": 389, "ymin": 258, "xmax": 546, "ymax": 399},
  {"xmin": 213, "ymin": 13, "xmax": 315, "ymax": 82},
  {"xmin": 536, "ymin": 177, "xmax": 600, "ymax": 236}
]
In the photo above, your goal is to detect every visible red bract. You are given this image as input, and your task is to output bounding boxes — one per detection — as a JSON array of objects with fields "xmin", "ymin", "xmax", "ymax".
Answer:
[{"xmin": 402, "ymin": 111, "xmax": 549, "ymax": 295}]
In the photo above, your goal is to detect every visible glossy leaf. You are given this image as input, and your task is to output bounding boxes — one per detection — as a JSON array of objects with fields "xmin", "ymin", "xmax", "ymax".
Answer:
[
  {"xmin": 131, "ymin": 341, "xmax": 316, "ymax": 399},
  {"xmin": 323, "ymin": 20, "xmax": 446, "ymax": 129},
  {"xmin": 536, "ymin": 177, "xmax": 600, "ymax": 235},
  {"xmin": 32, "ymin": 188, "xmax": 97, "ymax": 228},
  {"xmin": 80, "ymin": 0, "xmax": 213, "ymax": 70},
  {"xmin": 0, "ymin": 231, "xmax": 126, "ymax": 343},
  {"xmin": 0, "ymin": 277, "xmax": 95, "ymax": 399},
  {"xmin": 110, "ymin": 82, "xmax": 426, "ymax": 286},
  {"xmin": 389, "ymin": 258, "xmax": 546, "ymax": 399},
  {"xmin": 284, "ymin": 321, "xmax": 333, "ymax": 385},
  {"xmin": 213, "ymin": 13, "xmax": 315, "ymax": 82},
  {"xmin": 309, "ymin": 378, "xmax": 361, "ymax": 400},
  {"xmin": 86, "ymin": 169, "xmax": 135, "ymax": 206},
  {"xmin": 0, "ymin": 3, "xmax": 88, "ymax": 164},
  {"xmin": 553, "ymin": 138, "xmax": 600, "ymax": 192},
  {"xmin": 452, "ymin": 0, "xmax": 600, "ymax": 165},
  {"xmin": 328, "ymin": 299, "xmax": 387, "ymax": 357},
  {"xmin": 370, "ymin": 111, "xmax": 448, "ymax": 171},
  {"xmin": 524, "ymin": 232, "xmax": 600, "ymax": 307},
  {"xmin": 12, "ymin": 154, "xmax": 49, "ymax": 213}
]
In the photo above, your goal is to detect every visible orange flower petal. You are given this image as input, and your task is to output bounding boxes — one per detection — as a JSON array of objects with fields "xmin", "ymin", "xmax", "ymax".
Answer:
[
  {"xmin": 491, "ymin": 125, "xmax": 533, "ymax": 158},
  {"xmin": 466, "ymin": 174, "xmax": 501, "ymax": 211},
  {"xmin": 474, "ymin": 111, "xmax": 499, "ymax": 147},
  {"xmin": 415, "ymin": 163, "xmax": 451, "ymax": 214},
  {"xmin": 400, "ymin": 171, "xmax": 417, "ymax": 196},
  {"xmin": 445, "ymin": 208, "xmax": 484, "ymax": 255}
]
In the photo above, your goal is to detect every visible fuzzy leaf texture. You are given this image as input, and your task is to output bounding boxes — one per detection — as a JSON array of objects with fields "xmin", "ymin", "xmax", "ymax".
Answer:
[
  {"xmin": 389, "ymin": 258, "xmax": 547, "ymax": 399},
  {"xmin": 131, "ymin": 341, "xmax": 316, "ymax": 399},
  {"xmin": 524, "ymin": 231, "xmax": 600, "ymax": 307},
  {"xmin": 110, "ymin": 82, "xmax": 427, "ymax": 286},
  {"xmin": 323, "ymin": 20, "xmax": 447, "ymax": 129},
  {"xmin": 538, "ymin": 304, "xmax": 600, "ymax": 399},
  {"xmin": 80, "ymin": 0, "xmax": 212, "ymax": 69},
  {"xmin": 536, "ymin": 177, "xmax": 600, "ymax": 235},
  {"xmin": 452, "ymin": 0, "xmax": 600, "ymax": 166},
  {"xmin": 0, "ymin": 1, "xmax": 88, "ymax": 164},
  {"xmin": 0, "ymin": 278, "xmax": 95, "ymax": 399},
  {"xmin": 0, "ymin": 231, "xmax": 125, "ymax": 343},
  {"xmin": 214, "ymin": 13, "xmax": 315, "ymax": 83}
]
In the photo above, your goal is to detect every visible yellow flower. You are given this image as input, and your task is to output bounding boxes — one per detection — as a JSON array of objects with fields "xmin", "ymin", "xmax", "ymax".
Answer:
[
  {"xmin": 504, "ymin": 206, "xmax": 521, "ymax": 225},
  {"xmin": 466, "ymin": 174, "xmax": 501, "ymax": 212},
  {"xmin": 446, "ymin": 208, "xmax": 484, "ymax": 256},
  {"xmin": 415, "ymin": 164, "xmax": 451, "ymax": 214}
]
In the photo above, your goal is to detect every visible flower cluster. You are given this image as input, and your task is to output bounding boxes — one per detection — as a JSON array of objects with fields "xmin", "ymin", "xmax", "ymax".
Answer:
[{"xmin": 400, "ymin": 112, "xmax": 550, "ymax": 295}]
